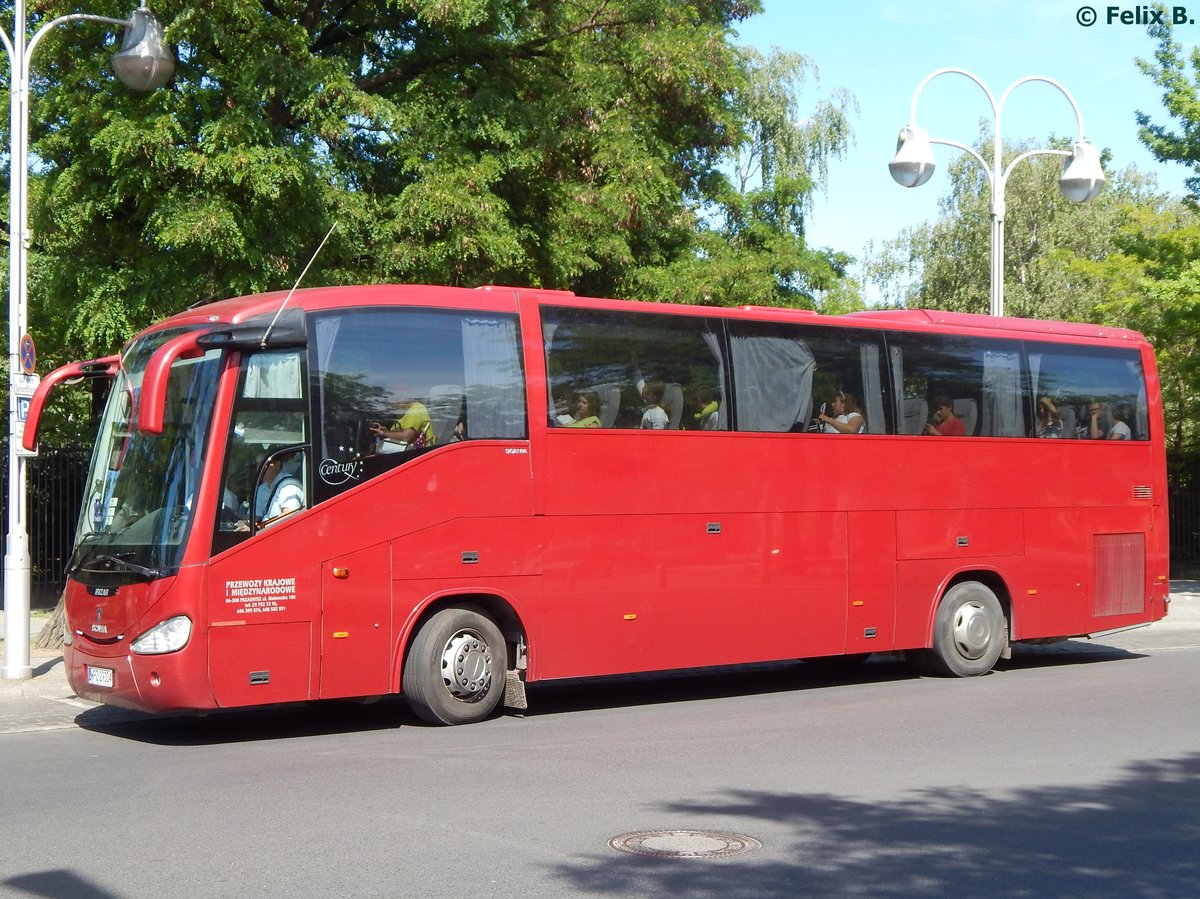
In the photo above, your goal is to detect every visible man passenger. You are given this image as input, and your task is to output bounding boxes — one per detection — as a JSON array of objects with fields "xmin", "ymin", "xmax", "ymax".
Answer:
[{"xmin": 924, "ymin": 396, "xmax": 964, "ymax": 437}]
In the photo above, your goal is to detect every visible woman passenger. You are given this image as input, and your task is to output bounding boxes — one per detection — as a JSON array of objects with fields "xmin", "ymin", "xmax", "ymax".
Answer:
[
  {"xmin": 565, "ymin": 391, "xmax": 602, "ymax": 428},
  {"xmin": 1034, "ymin": 396, "xmax": 1063, "ymax": 438},
  {"xmin": 818, "ymin": 391, "xmax": 866, "ymax": 434}
]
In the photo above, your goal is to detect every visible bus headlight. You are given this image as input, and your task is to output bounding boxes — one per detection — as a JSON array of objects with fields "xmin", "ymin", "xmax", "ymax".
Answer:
[{"xmin": 131, "ymin": 616, "xmax": 192, "ymax": 655}]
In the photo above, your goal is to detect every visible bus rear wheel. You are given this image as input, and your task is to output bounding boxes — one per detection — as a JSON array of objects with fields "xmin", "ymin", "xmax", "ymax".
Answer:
[
  {"xmin": 921, "ymin": 581, "xmax": 1006, "ymax": 677},
  {"xmin": 403, "ymin": 606, "xmax": 506, "ymax": 725}
]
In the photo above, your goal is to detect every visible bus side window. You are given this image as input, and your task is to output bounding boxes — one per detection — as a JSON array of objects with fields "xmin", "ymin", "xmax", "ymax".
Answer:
[
  {"xmin": 308, "ymin": 308, "xmax": 525, "ymax": 505},
  {"xmin": 888, "ymin": 332, "xmax": 1024, "ymax": 438},
  {"xmin": 543, "ymin": 307, "xmax": 725, "ymax": 430},
  {"xmin": 727, "ymin": 322, "xmax": 887, "ymax": 434},
  {"xmin": 1027, "ymin": 344, "xmax": 1149, "ymax": 441}
]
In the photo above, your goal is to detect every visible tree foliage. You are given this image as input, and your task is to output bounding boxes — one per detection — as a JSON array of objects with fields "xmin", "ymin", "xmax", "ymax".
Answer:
[
  {"xmin": 863, "ymin": 132, "xmax": 1154, "ymax": 320},
  {"xmin": 1, "ymin": 0, "xmax": 858, "ymax": 389},
  {"xmin": 1136, "ymin": 6, "xmax": 1200, "ymax": 199},
  {"xmin": 862, "ymin": 124, "xmax": 1200, "ymax": 471},
  {"xmin": 1068, "ymin": 199, "xmax": 1200, "ymax": 478}
]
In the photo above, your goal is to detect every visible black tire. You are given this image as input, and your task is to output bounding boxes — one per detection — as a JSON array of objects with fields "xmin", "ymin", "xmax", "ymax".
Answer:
[
  {"xmin": 403, "ymin": 606, "xmax": 506, "ymax": 725},
  {"xmin": 920, "ymin": 581, "xmax": 1007, "ymax": 677}
]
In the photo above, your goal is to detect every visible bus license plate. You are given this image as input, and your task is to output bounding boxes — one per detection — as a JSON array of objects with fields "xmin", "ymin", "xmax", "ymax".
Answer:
[{"xmin": 86, "ymin": 666, "xmax": 114, "ymax": 689}]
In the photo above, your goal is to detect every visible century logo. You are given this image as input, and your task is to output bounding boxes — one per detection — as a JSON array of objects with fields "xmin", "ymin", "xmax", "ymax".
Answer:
[{"xmin": 319, "ymin": 458, "xmax": 362, "ymax": 485}]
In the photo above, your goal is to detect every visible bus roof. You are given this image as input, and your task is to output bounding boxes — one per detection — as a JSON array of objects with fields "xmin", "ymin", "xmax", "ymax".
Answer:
[{"xmin": 139, "ymin": 284, "xmax": 1147, "ymax": 347}]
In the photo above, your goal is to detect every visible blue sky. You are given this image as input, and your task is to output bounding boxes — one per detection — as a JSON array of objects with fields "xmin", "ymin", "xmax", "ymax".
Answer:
[{"xmin": 735, "ymin": 1, "xmax": 1195, "ymax": 278}]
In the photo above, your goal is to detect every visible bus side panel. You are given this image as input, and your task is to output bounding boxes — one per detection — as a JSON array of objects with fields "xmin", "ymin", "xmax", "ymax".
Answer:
[
  {"xmin": 534, "ymin": 511, "xmax": 847, "ymax": 678},
  {"xmin": 1019, "ymin": 507, "xmax": 1091, "ymax": 639},
  {"xmin": 846, "ymin": 511, "xmax": 898, "ymax": 653},
  {"xmin": 1078, "ymin": 504, "xmax": 1158, "ymax": 634},
  {"xmin": 537, "ymin": 427, "xmax": 850, "ymax": 678},
  {"xmin": 209, "ymin": 622, "xmax": 312, "ymax": 707},
  {"xmin": 207, "ymin": 517, "xmax": 321, "ymax": 707},
  {"xmin": 320, "ymin": 541, "xmax": 393, "ymax": 699}
]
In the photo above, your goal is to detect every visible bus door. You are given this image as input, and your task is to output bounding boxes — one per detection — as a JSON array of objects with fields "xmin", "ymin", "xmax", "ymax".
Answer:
[{"xmin": 208, "ymin": 351, "xmax": 317, "ymax": 707}]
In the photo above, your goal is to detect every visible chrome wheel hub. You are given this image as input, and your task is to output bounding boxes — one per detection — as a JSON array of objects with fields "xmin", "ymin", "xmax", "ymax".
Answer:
[
  {"xmin": 440, "ymin": 630, "xmax": 494, "ymax": 702},
  {"xmin": 952, "ymin": 601, "xmax": 993, "ymax": 660}
]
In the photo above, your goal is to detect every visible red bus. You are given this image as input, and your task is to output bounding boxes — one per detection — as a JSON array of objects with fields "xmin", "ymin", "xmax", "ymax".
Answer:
[{"xmin": 24, "ymin": 285, "xmax": 1170, "ymax": 724}]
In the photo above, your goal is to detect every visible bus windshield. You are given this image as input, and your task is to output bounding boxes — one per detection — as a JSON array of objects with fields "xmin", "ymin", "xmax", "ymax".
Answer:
[{"xmin": 69, "ymin": 327, "xmax": 223, "ymax": 583}]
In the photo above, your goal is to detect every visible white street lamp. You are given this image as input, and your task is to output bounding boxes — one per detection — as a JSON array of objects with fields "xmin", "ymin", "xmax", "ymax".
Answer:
[
  {"xmin": 888, "ymin": 68, "xmax": 1106, "ymax": 318},
  {"xmin": 3, "ymin": 1, "xmax": 174, "ymax": 681}
]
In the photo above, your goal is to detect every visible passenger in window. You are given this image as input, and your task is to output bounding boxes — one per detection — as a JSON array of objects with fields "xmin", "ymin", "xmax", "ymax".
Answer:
[
  {"xmin": 925, "ymin": 395, "xmax": 965, "ymax": 436},
  {"xmin": 370, "ymin": 397, "xmax": 435, "ymax": 451},
  {"xmin": 818, "ymin": 391, "xmax": 866, "ymax": 434},
  {"xmin": 1107, "ymin": 404, "xmax": 1132, "ymax": 440},
  {"xmin": 564, "ymin": 391, "xmax": 602, "ymax": 428},
  {"xmin": 1085, "ymin": 399, "xmax": 1108, "ymax": 439},
  {"xmin": 640, "ymin": 381, "xmax": 670, "ymax": 430},
  {"xmin": 1034, "ymin": 396, "xmax": 1063, "ymax": 438},
  {"xmin": 691, "ymin": 385, "xmax": 720, "ymax": 430},
  {"xmin": 260, "ymin": 457, "xmax": 304, "ymax": 526},
  {"xmin": 235, "ymin": 455, "xmax": 304, "ymax": 531}
]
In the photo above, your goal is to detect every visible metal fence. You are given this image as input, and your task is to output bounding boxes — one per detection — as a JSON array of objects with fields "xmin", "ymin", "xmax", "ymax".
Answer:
[
  {"xmin": 1170, "ymin": 490, "xmax": 1200, "ymax": 578},
  {"xmin": 0, "ymin": 447, "xmax": 91, "ymax": 607},
  {"xmin": 2, "ymin": 449, "xmax": 1200, "ymax": 605}
]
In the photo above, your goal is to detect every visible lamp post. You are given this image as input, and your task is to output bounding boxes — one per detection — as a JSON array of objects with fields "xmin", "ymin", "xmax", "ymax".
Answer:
[
  {"xmin": 888, "ymin": 68, "xmax": 1106, "ymax": 318},
  {"xmin": 3, "ymin": 1, "xmax": 174, "ymax": 681}
]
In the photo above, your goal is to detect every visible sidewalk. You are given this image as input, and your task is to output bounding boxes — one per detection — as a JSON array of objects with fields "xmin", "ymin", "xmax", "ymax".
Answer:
[{"xmin": 2, "ymin": 582, "xmax": 1198, "ymax": 733}]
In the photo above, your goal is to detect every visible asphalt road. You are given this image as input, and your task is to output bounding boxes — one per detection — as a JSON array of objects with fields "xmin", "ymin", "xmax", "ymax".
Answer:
[{"xmin": 0, "ymin": 610, "xmax": 1198, "ymax": 899}]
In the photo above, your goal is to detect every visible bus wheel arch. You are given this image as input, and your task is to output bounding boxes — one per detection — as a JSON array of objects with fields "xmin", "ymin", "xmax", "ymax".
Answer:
[
  {"xmin": 916, "ymin": 575, "xmax": 1010, "ymax": 677},
  {"xmin": 399, "ymin": 594, "xmax": 527, "ymax": 725}
]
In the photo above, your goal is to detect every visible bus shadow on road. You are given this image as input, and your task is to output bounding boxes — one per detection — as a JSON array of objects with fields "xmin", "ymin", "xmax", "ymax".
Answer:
[
  {"xmin": 521, "ymin": 656, "xmax": 918, "ymax": 718},
  {"xmin": 73, "ymin": 695, "xmax": 421, "ymax": 745},
  {"xmin": 1000, "ymin": 639, "xmax": 1147, "ymax": 671},
  {"xmin": 522, "ymin": 642, "xmax": 1147, "ymax": 719},
  {"xmin": 71, "ymin": 642, "xmax": 1147, "ymax": 744}
]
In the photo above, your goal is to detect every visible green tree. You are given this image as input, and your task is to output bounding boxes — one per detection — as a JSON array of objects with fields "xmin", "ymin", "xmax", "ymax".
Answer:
[
  {"xmin": 1136, "ymin": 6, "xmax": 1200, "ymax": 198},
  {"xmin": 4, "ymin": 0, "xmax": 858, "ymax": 380},
  {"xmin": 863, "ymin": 132, "xmax": 1153, "ymax": 320},
  {"xmin": 1126, "ymin": 6, "xmax": 1200, "ymax": 479},
  {"xmin": 1068, "ymin": 200, "xmax": 1200, "ymax": 476},
  {"xmin": 629, "ymin": 46, "xmax": 860, "ymax": 309}
]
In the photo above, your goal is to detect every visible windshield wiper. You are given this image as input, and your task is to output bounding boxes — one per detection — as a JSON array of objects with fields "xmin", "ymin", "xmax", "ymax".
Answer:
[{"xmin": 93, "ymin": 553, "xmax": 161, "ymax": 579}]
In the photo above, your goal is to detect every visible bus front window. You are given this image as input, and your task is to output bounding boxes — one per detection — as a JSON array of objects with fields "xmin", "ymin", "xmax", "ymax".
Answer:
[{"xmin": 70, "ymin": 329, "xmax": 222, "ymax": 582}]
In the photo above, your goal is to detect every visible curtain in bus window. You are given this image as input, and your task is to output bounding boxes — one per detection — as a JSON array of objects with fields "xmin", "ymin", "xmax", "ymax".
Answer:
[
  {"xmin": 314, "ymin": 316, "xmax": 342, "ymax": 459},
  {"xmin": 889, "ymin": 345, "xmax": 917, "ymax": 434},
  {"xmin": 245, "ymin": 352, "xmax": 303, "ymax": 398},
  {"xmin": 860, "ymin": 345, "xmax": 885, "ymax": 434},
  {"xmin": 1028, "ymin": 352, "xmax": 1042, "ymax": 398},
  {"xmin": 542, "ymin": 322, "xmax": 559, "ymax": 421},
  {"xmin": 982, "ymin": 350, "xmax": 1022, "ymax": 436},
  {"xmin": 463, "ymin": 316, "xmax": 525, "ymax": 439},
  {"xmin": 730, "ymin": 333, "xmax": 814, "ymax": 431},
  {"xmin": 701, "ymin": 331, "xmax": 728, "ymax": 429},
  {"xmin": 1127, "ymin": 359, "xmax": 1149, "ymax": 439}
]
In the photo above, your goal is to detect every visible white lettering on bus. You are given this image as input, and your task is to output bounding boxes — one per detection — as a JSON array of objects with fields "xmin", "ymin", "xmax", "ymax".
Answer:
[
  {"xmin": 223, "ymin": 577, "xmax": 297, "ymax": 613},
  {"xmin": 319, "ymin": 458, "xmax": 362, "ymax": 485}
]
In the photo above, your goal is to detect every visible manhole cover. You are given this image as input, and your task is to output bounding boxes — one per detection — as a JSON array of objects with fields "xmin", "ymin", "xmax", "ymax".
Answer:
[{"xmin": 608, "ymin": 829, "xmax": 762, "ymax": 859}]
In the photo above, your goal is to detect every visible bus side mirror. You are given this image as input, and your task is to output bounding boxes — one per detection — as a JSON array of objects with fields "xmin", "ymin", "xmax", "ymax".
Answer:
[
  {"xmin": 138, "ymin": 332, "xmax": 205, "ymax": 435},
  {"xmin": 20, "ymin": 355, "xmax": 120, "ymax": 452}
]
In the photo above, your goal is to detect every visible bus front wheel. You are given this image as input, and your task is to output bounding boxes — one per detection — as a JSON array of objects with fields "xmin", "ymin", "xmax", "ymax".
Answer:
[
  {"xmin": 921, "ymin": 581, "xmax": 1007, "ymax": 677},
  {"xmin": 403, "ymin": 606, "xmax": 506, "ymax": 725}
]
